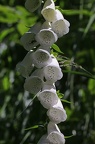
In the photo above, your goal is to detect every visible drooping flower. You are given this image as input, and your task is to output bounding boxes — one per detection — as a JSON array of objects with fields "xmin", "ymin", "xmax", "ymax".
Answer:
[
  {"xmin": 37, "ymin": 81, "xmax": 59, "ymax": 109},
  {"xmin": 51, "ymin": 9, "xmax": 70, "ymax": 37},
  {"xmin": 20, "ymin": 23, "xmax": 41, "ymax": 51},
  {"xmin": 25, "ymin": 0, "xmax": 42, "ymax": 13},
  {"xmin": 35, "ymin": 28, "xmax": 58, "ymax": 46},
  {"xmin": 24, "ymin": 69, "xmax": 44, "ymax": 94},
  {"xmin": 41, "ymin": 0, "xmax": 57, "ymax": 22},
  {"xmin": 31, "ymin": 48, "xmax": 52, "ymax": 68},
  {"xmin": 43, "ymin": 55, "xmax": 63, "ymax": 82},
  {"xmin": 47, "ymin": 98, "xmax": 67, "ymax": 124},
  {"xmin": 16, "ymin": 50, "xmax": 34, "ymax": 78},
  {"xmin": 47, "ymin": 122, "xmax": 65, "ymax": 144}
]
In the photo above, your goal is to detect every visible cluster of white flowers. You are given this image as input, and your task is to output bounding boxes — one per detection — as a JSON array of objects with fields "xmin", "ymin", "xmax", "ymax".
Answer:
[{"xmin": 16, "ymin": 0, "xmax": 70, "ymax": 143}]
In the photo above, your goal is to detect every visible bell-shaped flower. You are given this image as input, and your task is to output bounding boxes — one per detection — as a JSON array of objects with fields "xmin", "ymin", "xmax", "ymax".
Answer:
[
  {"xmin": 47, "ymin": 98, "xmax": 67, "ymax": 124},
  {"xmin": 25, "ymin": 0, "xmax": 42, "ymax": 13},
  {"xmin": 41, "ymin": 0, "xmax": 57, "ymax": 22},
  {"xmin": 37, "ymin": 134, "xmax": 50, "ymax": 144},
  {"xmin": 35, "ymin": 28, "xmax": 58, "ymax": 46},
  {"xmin": 16, "ymin": 50, "xmax": 34, "ymax": 78},
  {"xmin": 43, "ymin": 55, "xmax": 63, "ymax": 82},
  {"xmin": 37, "ymin": 81, "xmax": 59, "ymax": 109},
  {"xmin": 51, "ymin": 9, "xmax": 70, "ymax": 38},
  {"xmin": 47, "ymin": 122, "xmax": 65, "ymax": 144},
  {"xmin": 24, "ymin": 69, "xmax": 44, "ymax": 94},
  {"xmin": 31, "ymin": 48, "xmax": 52, "ymax": 68},
  {"xmin": 20, "ymin": 23, "xmax": 41, "ymax": 51}
]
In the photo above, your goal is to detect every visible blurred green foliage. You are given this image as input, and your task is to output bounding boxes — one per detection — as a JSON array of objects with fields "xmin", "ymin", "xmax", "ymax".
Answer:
[{"xmin": 0, "ymin": 0, "xmax": 95, "ymax": 144}]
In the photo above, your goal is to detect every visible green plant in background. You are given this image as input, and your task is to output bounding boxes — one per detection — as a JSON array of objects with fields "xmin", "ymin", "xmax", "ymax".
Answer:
[{"xmin": 0, "ymin": 0, "xmax": 95, "ymax": 144}]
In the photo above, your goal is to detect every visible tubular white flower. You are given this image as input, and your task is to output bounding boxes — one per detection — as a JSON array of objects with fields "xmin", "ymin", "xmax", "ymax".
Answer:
[
  {"xmin": 20, "ymin": 23, "xmax": 41, "ymax": 51},
  {"xmin": 41, "ymin": 0, "xmax": 57, "ymax": 22},
  {"xmin": 51, "ymin": 9, "xmax": 70, "ymax": 37},
  {"xmin": 16, "ymin": 50, "xmax": 34, "ymax": 78},
  {"xmin": 37, "ymin": 81, "xmax": 59, "ymax": 109},
  {"xmin": 37, "ymin": 134, "xmax": 50, "ymax": 144},
  {"xmin": 47, "ymin": 122, "xmax": 65, "ymax": 144},
  {"xmin": 24, "ymin": 69, "xmax": 44, "ymax": 94},
  {"xmin": 31, "ymin": 48, "xmax": 52, "ymax": 68},
  {"xmin": 25, "ymin": 0, "xmax": 42, "ymax": 13},
  {"xmin": 35, "ymin": 29, "xmax": 58, "ymax": 46},
  {"xmin": 47, "ymin": 98, "xmax": 67, "ymax": 124},
  {"xmin": 43, "ymin": 55, "xmax": 63, "ymax": 82}
]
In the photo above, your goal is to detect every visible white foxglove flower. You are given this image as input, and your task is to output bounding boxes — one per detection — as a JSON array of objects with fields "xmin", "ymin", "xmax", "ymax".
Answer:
[
  {"xmin": 47, "ymin": 122, "xmax": 65, "ymax": 144},
  {"xmin": 37, "ymin": 134, "xmax": 50, "ymax": 144},
  {"xmin": 43, "ymin": 56, "xmax": 63, "ymax": 82},
  {"xmin": 41, "ymin": 0, "xmax": 57, "ymax": 22},
  {"xmin": 31, "ymin": 48, "xmax": 52, "ymax": 68},
  {"xmin": 47, "ymin": 98, "xmax": 67, "ymax": 124},
  {"xmin": 25, "ymin": 0, "xmax": 42, "ymax": 13},
  {"xmin": 35, "ymin": 29, "xmax": 58, "ymax": 46},
  {"xmin": 24, "ymin": 69, "xmax": 44, "ymax": 94},
  {"xmin": 16, "ymin": 50, "xmax": 34, "ymax": 78},
  {"xmin": 20, "ymin": 23, "xmax": 41, "ymax": 51},
  {"xmin": 37, "ymin": 81, "xmax": 58, "ymax": 109},
  {"xmin": 51, "ymin": 9, "xmax": 70, "ymax": 37}
]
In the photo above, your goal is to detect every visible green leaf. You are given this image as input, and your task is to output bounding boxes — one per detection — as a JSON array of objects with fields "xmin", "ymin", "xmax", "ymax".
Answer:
[
  {"xmin": 25, "ymin": 125, "xmax": 39, "ymax": 130},
  {"xmin": 61, "ymin": 99, "xmax": 72, "ymax": 104},
  {"xmin": 83, "ymin": 13, "xmax": 95, "ymax": 37},
  {"xmin": 65, "ymin": 135, "xmax": 74, "ymax": 138},
  {"xmin": 52, "ymin": 44, "xmax": 64, "ymax": 54},
  {"xmin": 58, "ymin": 8, "xmax": 93, "ymax": 16}
]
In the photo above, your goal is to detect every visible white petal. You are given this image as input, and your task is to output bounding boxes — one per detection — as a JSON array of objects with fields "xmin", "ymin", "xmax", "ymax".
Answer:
[
  {"xmin": 20, "ymin": 32, "xmax": 38, "ymax": 51},
  {"xmin": 41, "ymin": 21, "xmax": 51, "ymax": 29},
  {"xmin": 25, "ymin": 0, "xmax": 42, "ymax": 13},
  {"xmin": 35, "ymin": 29, "xmax": 58, "ymax": 46},
  {"xmin": 37, "ymin": 134, "xmax": 49, "ymax": 144},
  {"xmin": 52, "ymin": 19, "xmax": 69, "ymax": 37},
  {"xmin": 24, "ymin": 76, "xmax": 44, "ymax": 94},
  {"xmin": 43, "ymin": 56, "xmax": 63, "ymax": 82},
  {"xmin": 47, "ymin": 121, "xmax": 60, "ymax": 134},
  {"xmin": 37, "ymin": 89, "xmax": 58, "ymax": 109},
  {"xmin": 47, "ymin": 99, "xmax": 67, "ymax": 123},
  {"xmin": 16, "ymin": 51, "xmax": 34, "ymax": 78},
  {"xmin": 47, "ymin": 131, "xmax": 65, "ymax": 144},
  {"xmin": 38, "ymin": 45, "xmax": 51, "ymax": 53},
  {"xmin": 24, "ymin": 69, "xmax": 44, "ymax": 94},
  {"xmin": 16, "ymin": 62, "xmax": 34, "ymax": 78},
  {"xmin": 51, "ymin": 9, "xmax": 70, "ymax": 37},
  {"xmin": 32, "ymin": 49, "xmax": 52, "ymax": 68},
  {"xmin": 29, "ymin": 22, "xmax": 42, "ymax": 34},
  {"xmin": 41, "ymin": 0, "xmax": 56, "ymax": 22}
]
